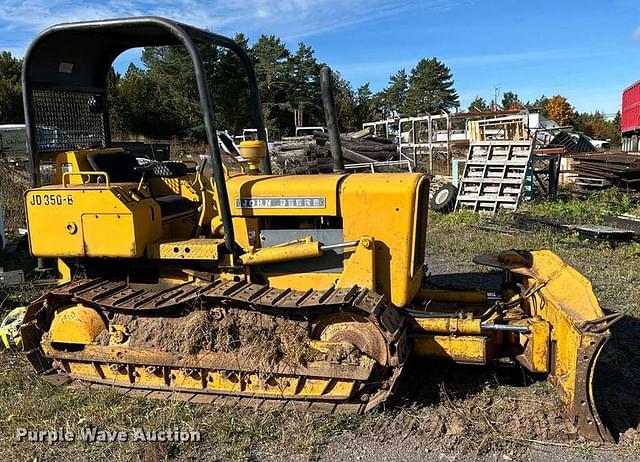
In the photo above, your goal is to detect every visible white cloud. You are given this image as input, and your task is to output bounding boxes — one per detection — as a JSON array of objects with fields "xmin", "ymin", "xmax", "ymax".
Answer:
[
  {"xmin": 0, "ymin": 0, "xmax": 461, "ymax": 50},
  {"xmin": 634, "ymin": 26, "xmax": 640, "ymax": 40}
]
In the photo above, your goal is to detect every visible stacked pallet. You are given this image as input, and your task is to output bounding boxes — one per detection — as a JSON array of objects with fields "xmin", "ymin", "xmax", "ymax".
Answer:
[{"xmin": 571, "ymin": 153, "xmax": 640, "ymax": 189}]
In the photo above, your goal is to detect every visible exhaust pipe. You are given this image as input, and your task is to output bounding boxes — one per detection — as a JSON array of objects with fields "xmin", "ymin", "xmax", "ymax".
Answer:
[{"xmin": 320, "ymin": 66, "xmax": 345, "ymax": 173}]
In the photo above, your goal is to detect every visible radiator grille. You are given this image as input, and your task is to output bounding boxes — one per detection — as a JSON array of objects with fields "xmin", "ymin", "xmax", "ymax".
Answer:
[{"xmin": 32, "ymin": 89, "xmax": 107, "ymax": 153}]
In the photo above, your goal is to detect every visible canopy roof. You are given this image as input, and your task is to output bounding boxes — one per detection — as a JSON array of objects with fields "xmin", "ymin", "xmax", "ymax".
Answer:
[{"xmin": 23, "ymin": 16, "xmax": 243, "ymax": 90}]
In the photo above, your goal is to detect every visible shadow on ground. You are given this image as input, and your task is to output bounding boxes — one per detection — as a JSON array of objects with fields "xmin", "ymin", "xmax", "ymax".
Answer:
[
  {"xmin": 426, "ymin": 271, "xmax": 503, "ymax": 292},
  {"xmin": 594, "ymin": 315, "xmax": 640, "ymax": 440},
  {"xmin": 389, "ymin": 358, "xmax": 535, "ymax": 408}
]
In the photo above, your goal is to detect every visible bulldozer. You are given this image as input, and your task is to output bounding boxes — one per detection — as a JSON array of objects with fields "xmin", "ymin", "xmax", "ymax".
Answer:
[{"xmin": 19, "ymin": 17, "xmax": 620, "ymax": 443}]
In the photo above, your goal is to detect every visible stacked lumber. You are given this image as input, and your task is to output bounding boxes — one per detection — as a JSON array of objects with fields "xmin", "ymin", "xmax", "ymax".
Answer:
[{"xmin": 571, "ymin": 153, "xmax": 640, "ymax": 189}]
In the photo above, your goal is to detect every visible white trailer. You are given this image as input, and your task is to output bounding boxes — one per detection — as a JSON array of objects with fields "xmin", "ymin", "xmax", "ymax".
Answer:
[{"xmin": 0, "ymin": 124, "xmax": 27, "ymax": 160}]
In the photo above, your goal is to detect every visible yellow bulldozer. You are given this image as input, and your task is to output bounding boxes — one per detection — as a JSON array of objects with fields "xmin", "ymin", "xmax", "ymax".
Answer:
[{"xmin": 19, "ymin": 17, "xmax": 620, "ymax": 443}]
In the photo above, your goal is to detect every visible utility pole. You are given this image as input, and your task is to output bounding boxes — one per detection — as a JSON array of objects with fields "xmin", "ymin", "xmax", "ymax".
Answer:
[{"xmin": 493, "ymin": 85, "xmax": 501, "ymax": 112}]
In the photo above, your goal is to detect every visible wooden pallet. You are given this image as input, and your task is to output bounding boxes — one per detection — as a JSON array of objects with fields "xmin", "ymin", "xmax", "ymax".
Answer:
[{"xmin": 455, "ymin": 141, "xmax": 534, "ymax": 213}]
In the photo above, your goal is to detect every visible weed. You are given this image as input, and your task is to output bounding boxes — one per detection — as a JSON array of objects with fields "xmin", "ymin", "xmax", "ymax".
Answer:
[
  {"xmin": 2, "ymin": 180, "xmax": 639, "ymax": 459},
  {"xmin": 0, "ymin": 160, "xmax": 28, "ymax": 235},
  {"xmin": 521, "ymin": 187, "xmax": 636, "ymax": 224}
]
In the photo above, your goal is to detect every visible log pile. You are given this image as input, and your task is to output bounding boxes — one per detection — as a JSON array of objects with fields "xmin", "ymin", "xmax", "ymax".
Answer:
[
  {"xmin": 270, "ymin": 135, "xmax": 333, "ymax": 175},
  {"xmin": 269, "ymin": 127, "xmax": 400, "ymax": 175},
  {"xmin": 571, "ymin": 153, "xmax": 640, "ymax": 189}
]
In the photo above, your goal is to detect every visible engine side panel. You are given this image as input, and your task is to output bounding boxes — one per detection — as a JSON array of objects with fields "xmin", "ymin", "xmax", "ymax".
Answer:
[{"xmin": 227, "ymin": 173, "xmax": 429, "ymax": 307}]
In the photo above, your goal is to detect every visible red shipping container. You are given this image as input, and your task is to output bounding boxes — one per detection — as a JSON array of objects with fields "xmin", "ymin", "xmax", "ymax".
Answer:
[{"xmin": 622, "ymin": 80, "xmax": 640, "ymax": 135}]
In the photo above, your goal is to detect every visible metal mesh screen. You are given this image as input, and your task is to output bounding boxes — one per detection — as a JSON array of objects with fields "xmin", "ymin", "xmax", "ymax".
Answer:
[{"xmin": 32, "ymin": 89, "xmax": 107, "ymax": 153}]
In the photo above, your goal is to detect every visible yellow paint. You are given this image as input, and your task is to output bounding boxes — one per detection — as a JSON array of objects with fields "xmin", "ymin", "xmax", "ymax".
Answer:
[
  {"xmin": 476, "ymin": 249, "xmax": 609, "ymax": 412},
  {"xmin": 227, "ymin": 172, "xmax": 429, "ymax": 307},
  {"xmin": 57, "ymin": 356, "xmax": 357, "ymax": 399},
  {"xmin": 240, "ymin": 237, "xmax": 322, "ymax": 265},
  {"xmin": 238, "ymin": 140, "xmax": 267, "ymax": 173},
  {"xmin": 508, "ymin": 250, "xmax": 606, "ymax": 406},
  {"xmin": 147, "ymin": 238, "xmax": 223, "ymax": 260},
  {"xmin": 148, "ymin": 175, "xmax": 200, "ymax": 203},
  {"xmin": 53, "ymin": 149, "xmax": 117, "ymax": 184},
  {"xmin": 65, "ymin": 360, "xmax": 357, "ymax": 399},
  {"xmin": 49, "ymin": 305, "xmax": 106, "ymax": 344},
  {"xmin": 230, "ymin": 216, "xmax": 259, "ymax": 249},
  {"xmin": 339, "ymin": 173, "xmax": 427, "ymax": 306},
  {"xmin": 413, "ymin": 335, "xmax": 489, "ymax": 364},
  {"xmin": 416, "ymin": 289, "xmax": 487, "ymax": 304},
  {"xmin": 62, "ymin": 171, "xmax": 111, "ymax": 187},
  {"xmin": 57, "ymin": 258, "xmax": 72, "ymax": 283},
  {"xmin": 226, "ymin": 174, "xmax": 344, "ymax": 216},
  {"xmin": 265, "ymin": 272, "xmax": 339, "ymax": 291},
  {"xmin": 26, "ymin": 183, "xmax": 162, "ymax": 258},
  {"xmin": 411, "ymin": 317, "xmax": 482, "ymax": 336},
  {"xmin": 25, "ymin": 148, "xmax": 209, "ymax": 259},
  {"xmin": 336, "ymin": 238, "xmax": 375, "ymax": 291},
  {"xmin": 516, "ymin": 318, "xmax": 550, "ymax": 373}
]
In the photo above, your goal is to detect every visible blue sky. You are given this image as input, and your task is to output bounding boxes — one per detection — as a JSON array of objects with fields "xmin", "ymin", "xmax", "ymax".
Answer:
[{"xmin": 0, "ymin": 0, "xmax": 638, "ymax": 114}]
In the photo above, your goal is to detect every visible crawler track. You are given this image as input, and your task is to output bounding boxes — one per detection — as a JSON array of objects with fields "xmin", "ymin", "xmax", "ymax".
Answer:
[{"xmin": 21, "ymin": 278, "xmax": 410, "ymax": 413}]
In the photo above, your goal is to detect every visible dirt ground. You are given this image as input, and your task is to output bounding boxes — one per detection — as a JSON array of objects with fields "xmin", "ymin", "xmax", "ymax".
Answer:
[{"xmin": 2, "ymin": 199, "xmax": 640, "ymax": 461}]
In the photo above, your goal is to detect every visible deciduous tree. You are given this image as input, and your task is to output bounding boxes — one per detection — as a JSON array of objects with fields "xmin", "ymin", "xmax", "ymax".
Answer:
[{"xmin": 546, "ymin": 95, "xmax": 574, "ymax": 126}]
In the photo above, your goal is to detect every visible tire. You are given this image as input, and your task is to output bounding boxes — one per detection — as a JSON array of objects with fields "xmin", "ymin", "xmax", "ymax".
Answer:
[{"xmin": 430, "ymin": 183, "xmax": 458, "ymax": 213}]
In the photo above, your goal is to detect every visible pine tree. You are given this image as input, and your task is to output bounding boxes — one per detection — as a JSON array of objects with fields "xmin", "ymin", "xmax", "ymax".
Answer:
[
  {"xmin": 0, "ymin": 52, "xmax": 23, "ymax": 123},
  {"xmin": 141, "ymin": 45, "xmax": 204, "ymax": 139},
  {"xmin": 468, "ymin": 96, "xmax": 490, "ymax": 112},
  {"xmin": 501, "ymin": 91, "xmax": 522, "ymax": 110},
  {"xmin": 354, "ymin": 83, "xmax": 377, "ymax": 127},
  {"xmin": 529, "ymin": 95, "xmax": 550, "ymax": 117},
  {"xmin": 214, "ymin": 33, "xmax": 253, "ymax": 136},
  {"xmin": 402, "ymin": 58, "xmax": 459, "ymax": 115},
  {"xmin": 379, "ymin": 69, "xmax": 408, "ymax": 117},
  {"xmin": 288, "ymin": 43, "xmax": 322, "ymax": 134},
  {"xmin": 116, "ymin": 63, "xmax": 178, "ymax": 139},
  {"xmin": 331, "ymin": 73, "xmax": 357, "ymax": 131},
  {"xmin": 251, "ymin": 35, "xmax": 291, "ymax": 133}
]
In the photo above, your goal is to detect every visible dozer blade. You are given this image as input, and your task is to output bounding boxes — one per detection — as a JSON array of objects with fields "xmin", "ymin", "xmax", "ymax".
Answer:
[
  {"xmin": 20, "ymin": 278, "xmax": 409, "ymax": 414},
  {"xmin": 475, "ymin": 250, "xmax": 621, "ymax": 442}
]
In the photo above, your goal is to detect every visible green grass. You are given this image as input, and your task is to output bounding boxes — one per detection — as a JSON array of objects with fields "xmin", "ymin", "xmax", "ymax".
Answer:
[
  {"xmin": 428, "ymin": 208, "xmax": 640, "ymax": 315},
  {"xmin": 0, "ymin": 354, "xmax": 367, "ymax": 461},
  {"xmin": 520, "ymin": 187, "xmax": 636, "ymax": 224},
  {"xmin": 3, "ymin": 190, "xmax": 640, "ymax": 460}
]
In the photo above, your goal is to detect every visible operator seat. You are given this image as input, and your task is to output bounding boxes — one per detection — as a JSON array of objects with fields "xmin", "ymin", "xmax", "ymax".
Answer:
[
  {"xmin": 86, "ymin": 150, "xmax": 197, "ymax": 218},
  {"xmin": 86, "ymin": 150, "xmax": 141, "ymax": 183}
]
